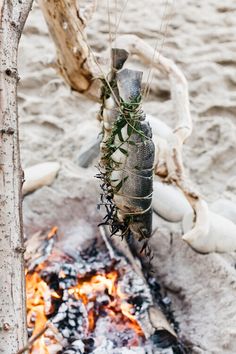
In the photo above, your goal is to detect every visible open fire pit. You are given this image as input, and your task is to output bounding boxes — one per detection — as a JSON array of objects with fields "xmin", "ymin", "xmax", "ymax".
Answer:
[
  {"xmin": 25, "ymin": 226, "xmax": 182, "ymax": 354},
  {"xmin": 22, "ymin": 178, "xmax": 188, "ymax": 354}
]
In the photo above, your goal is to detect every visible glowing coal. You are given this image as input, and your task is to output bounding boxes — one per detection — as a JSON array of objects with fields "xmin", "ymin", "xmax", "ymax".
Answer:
[
  {"xmin": 25, "ymin": 228, "xmax": 154, "ymax": 353},
  {"xmin": 24, "ymin": 225, "xmax": 182, "ymax": 354}
]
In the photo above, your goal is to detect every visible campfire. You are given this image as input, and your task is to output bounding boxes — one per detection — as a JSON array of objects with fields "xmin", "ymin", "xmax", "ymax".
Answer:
[
  {"xmin": 25, "ymin": 228, "xmax": 143, "ymax": 353},
  {"xmin": 25, "ymin": 226, "xmax": 180, "ymax": 354},
  {"xmin": 26, "ymin": 266, "xmax": 144, "ymax": 353}
]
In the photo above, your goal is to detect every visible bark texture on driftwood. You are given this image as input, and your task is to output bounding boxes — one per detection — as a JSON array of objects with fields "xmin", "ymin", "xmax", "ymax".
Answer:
[
  {"xmin": 39, "ymin": 0, "xmax": 99, "ymax": 96},
  {"xmin": 0, "ymin": 1, "xmax": 33, "ymax": 352}
]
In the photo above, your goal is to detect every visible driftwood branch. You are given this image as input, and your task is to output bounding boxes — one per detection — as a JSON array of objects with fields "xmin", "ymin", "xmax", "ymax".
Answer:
[
  {"xmin": 115, "ymin": 35, "xmax": 192, "ymax": 143},
  {"xmin": 113, "ymin": 35, "xmax": 213, "ymax": 252},
  {"xmin": 114, "ymin": 35, "xmax": 236, "ymax": 253},
  {"xmin": 39, "ymin": 0, "xmax": 100, "ymax": 97},
  {"xmin": 0, "ymin": 1, "xmax": 33, "ymax": 353},
  {"xmin": 38, "ymin": 1, "xmax": 236, "ymax": 253}
]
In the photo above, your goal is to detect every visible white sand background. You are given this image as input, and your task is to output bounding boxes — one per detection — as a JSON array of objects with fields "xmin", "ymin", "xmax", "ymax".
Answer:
[{"xmin": 19, "ymin": 1, "xmax": 236, "ymax": 353}]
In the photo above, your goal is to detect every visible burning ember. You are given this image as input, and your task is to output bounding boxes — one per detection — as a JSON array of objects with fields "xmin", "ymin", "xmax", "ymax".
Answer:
[
  {"xmin": 26, "ymin": 267, "xmax": 144, "ymax": 353},
  {"xmin": 25, "ymin": 228, "xmax": 150, "ymax": 354}
]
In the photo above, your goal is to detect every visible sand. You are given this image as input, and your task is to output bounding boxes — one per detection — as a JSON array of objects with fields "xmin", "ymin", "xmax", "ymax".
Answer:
[{"xmin": 19, "ymin": 1, "xmax": 236, "ymax": 353}]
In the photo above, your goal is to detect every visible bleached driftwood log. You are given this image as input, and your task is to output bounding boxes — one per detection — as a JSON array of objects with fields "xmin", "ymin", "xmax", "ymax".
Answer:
[
  {"xmin": 0, "ymin": 0, "xmax": 33, "ymax": 353},
  {"xmin": 183, "ymin": 203, "xmax": 236, "ymax": 253},
  {"xmin": 38, "ymin": 1, "xmax": 236, "ymax": 254},
  {"xmin": 115, "ymin": 35, "xmax": 233, "ymax": 253},
  {"xmin": 39, "ymin": 0, "xmax": 99, "ymax": 97},
  {"xmin": 23, "ymin": 161, "xmax": 60, "ymax": 195}
]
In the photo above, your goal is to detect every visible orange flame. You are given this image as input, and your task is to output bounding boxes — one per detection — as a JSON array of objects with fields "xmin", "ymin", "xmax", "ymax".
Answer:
[
  {"xmin": 26, "ymin": 267, "xmax": 143, "ymax": 353},
  {"xmin": 26, "ymin": 272, "xmax": 50, "ymax": 353},
  {"xmin": 69, "ymin": 271, "xmax": 143, "ymax": 335},
  {"xmin": 47, "ymin": 226, "xmax": 58, "ymax": 240}
]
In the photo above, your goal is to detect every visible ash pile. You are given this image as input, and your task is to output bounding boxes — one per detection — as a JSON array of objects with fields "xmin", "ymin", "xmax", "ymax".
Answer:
[{"xmin": 25, "ymin": 227, "xmax": 185, "ymax": 354}]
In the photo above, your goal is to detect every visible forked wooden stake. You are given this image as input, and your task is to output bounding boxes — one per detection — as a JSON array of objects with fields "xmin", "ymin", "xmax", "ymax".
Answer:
[{"xmin": 0, "ymin": 1, "xmax": 33, "ymax": 352}]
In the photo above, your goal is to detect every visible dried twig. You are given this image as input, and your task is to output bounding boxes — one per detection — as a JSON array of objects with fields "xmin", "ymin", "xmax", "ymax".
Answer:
[
  {"xmin": 16, "ymin": 324, "xmax": 49, "ymax": 354},
  {"xmin": 16, "ymin": 322, "xmax": 63, "ymax": 354}
]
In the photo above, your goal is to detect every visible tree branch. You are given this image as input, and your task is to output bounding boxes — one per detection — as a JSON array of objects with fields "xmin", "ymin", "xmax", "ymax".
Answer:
[
  {"xmin": 39, "ymin": 0, "xmax": 100, "ymax": 96},
  {"xmin": 0, "ymin": 1, "xmax": 33, "ymax": 352}
]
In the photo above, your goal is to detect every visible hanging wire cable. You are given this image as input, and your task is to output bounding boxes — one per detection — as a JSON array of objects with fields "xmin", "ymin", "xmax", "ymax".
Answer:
[{"xmin": 144, "ymin": 0, "xmax": 175, "ymax": 101}]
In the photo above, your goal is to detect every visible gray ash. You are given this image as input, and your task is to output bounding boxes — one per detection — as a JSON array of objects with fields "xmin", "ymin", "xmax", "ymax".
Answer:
[
  {"xmin": 26, "ymin": 240, "xmax": 149, "ymax": 353},
  {"xmin": 26, "ymin": 232, "xmax": 183, "ymax": 354}
]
